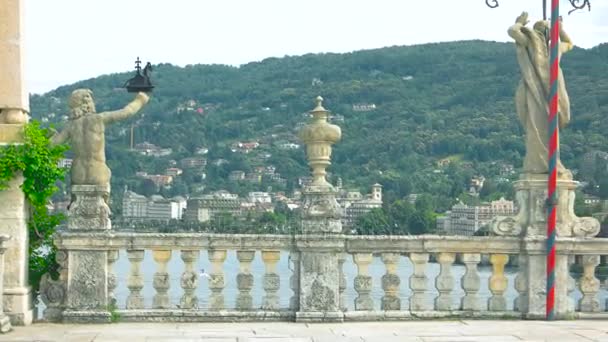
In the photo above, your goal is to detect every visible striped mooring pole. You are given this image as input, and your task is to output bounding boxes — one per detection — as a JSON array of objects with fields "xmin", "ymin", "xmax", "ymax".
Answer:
[{"xmin": 546, "ymin": 0, "xmax": 560, "ymax": 320}]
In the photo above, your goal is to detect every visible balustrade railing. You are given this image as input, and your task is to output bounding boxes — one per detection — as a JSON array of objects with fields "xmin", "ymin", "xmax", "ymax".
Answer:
[{"xmin": 44, "ymin": 232, "xmax": 608, "ymax": 323}]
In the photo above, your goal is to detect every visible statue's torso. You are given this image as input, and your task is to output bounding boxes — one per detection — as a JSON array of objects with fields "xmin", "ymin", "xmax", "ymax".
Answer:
[{"xmin": 70, "ymin": 114, "xmax": 106, "ymax": 163}]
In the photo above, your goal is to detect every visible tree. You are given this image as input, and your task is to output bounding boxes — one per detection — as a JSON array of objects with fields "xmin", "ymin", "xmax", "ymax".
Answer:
[
  {"xmin": 354, "ymin": 208, "xmax": 390, "ymax": 235},
  {"xmin": 138, "ymin": 179, "xmax": 158, "ymax": 197},
  {"xmin": 408, "ymin": 210, "xmax": 435, "ymax": 235},
  {"xmin": 387, "ymin": 200, "xmax": 415, "ymax": 234}
]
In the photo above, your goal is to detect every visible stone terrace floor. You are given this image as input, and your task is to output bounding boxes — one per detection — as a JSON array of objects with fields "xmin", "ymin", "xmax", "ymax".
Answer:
[{"xmin": 3, "ymin": 320, "xmax": 608, "ymax": 342}]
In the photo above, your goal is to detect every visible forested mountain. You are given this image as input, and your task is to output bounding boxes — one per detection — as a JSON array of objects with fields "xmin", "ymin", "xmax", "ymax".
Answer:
[{"xmin": 30, "ymin": 40, "xmax": 608, "ymax": 213}]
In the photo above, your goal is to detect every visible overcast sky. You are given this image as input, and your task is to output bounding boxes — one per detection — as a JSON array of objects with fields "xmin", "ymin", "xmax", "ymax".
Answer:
[{"xmin": 24, "ymin": 0, "xmax": 608, "ymax": 94}]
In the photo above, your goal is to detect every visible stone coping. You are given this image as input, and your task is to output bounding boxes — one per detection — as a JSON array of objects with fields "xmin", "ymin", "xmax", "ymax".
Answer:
[{"xmin": 54, "ymin": 231, "xmax": 608, "ymax": 255}]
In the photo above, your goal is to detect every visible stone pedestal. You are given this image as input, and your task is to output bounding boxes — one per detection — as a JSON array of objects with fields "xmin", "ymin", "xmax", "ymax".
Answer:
[
  {"xmin": 296, "ymin": 183, "xmax": 344, "ymax": 322},
  {"xmin": 295, "ymin": 234, "xmax": 344, "ymax": 322},
  {"xmin": 492, "ymin": 175, "xmax": 600, "ymax": 238},
  {"xmin": 300, "ymin": 185, "xmax": 343, "ymax": 234},
  {"xmin": 67, "ymin": 185, "xmax": 111, "ymax": 230},
  {"xmin": 62, "ymin": 250, "xmax": 110, "ymax": 323},
  {"xmin": 0, "ymin": 172, "xmax": 34, "ymax": 326},
  {"xmin": 61, "ymin": 184, "xmax": 112, "ymax": 322},
  {"xmin": 492, "ymin": 174, "xmax": 598, "ymax": 319}
]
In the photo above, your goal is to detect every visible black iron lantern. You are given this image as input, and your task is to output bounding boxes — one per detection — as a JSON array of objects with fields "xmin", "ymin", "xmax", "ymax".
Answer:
[{"xmin": 124, "ymin": 57, "xmax": 154, "ymax": 93}]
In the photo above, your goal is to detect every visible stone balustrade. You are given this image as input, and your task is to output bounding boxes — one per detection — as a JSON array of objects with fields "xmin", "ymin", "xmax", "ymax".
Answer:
[{"xmin": 45, "ymin": 231, "xmax": 608, "ymax": 323}]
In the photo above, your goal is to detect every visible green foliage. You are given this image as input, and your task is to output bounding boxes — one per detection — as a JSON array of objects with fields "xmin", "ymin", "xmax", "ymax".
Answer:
[
  {"xmin": 107, "ymin": 302, "xmax": 121, "ymax": 323},
  {"xmin": 0, "ymin": 121, "xmax": 68, "ymax": 293},
  {"xmin": 355, "ymin": 197, "xmax": 437, "ymax": 235}
]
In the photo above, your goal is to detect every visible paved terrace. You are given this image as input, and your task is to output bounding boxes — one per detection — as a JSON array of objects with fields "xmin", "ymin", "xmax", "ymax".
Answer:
[{"xmin": 3, "ymin": 320, "xmax": 608, "ymax": 342}]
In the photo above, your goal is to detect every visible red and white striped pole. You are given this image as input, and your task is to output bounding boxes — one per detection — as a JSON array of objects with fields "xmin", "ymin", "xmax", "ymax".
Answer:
[{"xmin": 546, "ymin": 0, "xmax": 560, "ymax": 321}]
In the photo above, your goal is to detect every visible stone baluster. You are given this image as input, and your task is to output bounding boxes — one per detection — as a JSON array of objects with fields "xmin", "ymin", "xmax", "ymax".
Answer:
[
  {"xmin": 461, "ymin": 253, "xmax": 481, "ymax": 311},
  {"xmin": 409, "ymin": 253, "xmax": 430, "ymax": 311},
  {"xmin": 262, "ymin": 250, "xmax": 281, "ymax": 310},
  {"xmin": 289, "ymin": 251, "xmax": 300, "ymax": 311},
  {"xmin": 208, "ymin": 249, "xmax": 227, "ymax": 310},
  {"xmin": 353, "ymin": 253, "xmax": 374, "ymax": 310},
  {"xmin": 434, "ymin": 252, "xmax": 456, "ymax": 311},
  {"xmin": 514, "ymin": 255, "xmax": 528, "ymax": 313},
  {"xmin": 488, "ymin": 254, "xmax": 509, "ymax": 311},
  {"xmin": 107, "ymin": 250, "xmax": 119, "ymax": 307},
  {"xmin": 381, "ymin": 253, "xmax": 401, "ymax": 310},
  {"xmin": 152, "ymin": 250, "xmax": 172, "ymax": 308},
  {"xmin": 236, "ymin": 251, "xmax": 255, "ymax": 310},
  {"xmin": 578, "ymin": 255, "xmax": 600, "ymax": 312},
  {"xmin": 338, "ymin": 254, "xmax": 347, "ymax": 311},
  {"xmin": 126, "ymin": 250, "xmax": 145, "ymax": 309},
  {"xmin": 180, "ymin": 250, "xmax": 199, "ymax": 309}
]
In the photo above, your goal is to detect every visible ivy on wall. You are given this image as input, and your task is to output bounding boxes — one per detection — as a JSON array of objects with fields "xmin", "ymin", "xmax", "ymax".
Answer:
[{"xmin": 0, "ymin": 121, "xmax": 68, "ymax": 293}]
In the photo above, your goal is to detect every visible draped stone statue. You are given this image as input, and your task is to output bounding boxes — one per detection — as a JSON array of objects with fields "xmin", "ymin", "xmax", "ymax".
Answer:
[
  {"xmin": 508, "ymin": 11, "xmax": 574, "ymax": 180},
  {"xmin": 51, "ymin": 90, "xmax": 149, "ymax": 230},
  {"xmin": 492, "ymin": 13, "xmax": 600, "ymax": 239}
]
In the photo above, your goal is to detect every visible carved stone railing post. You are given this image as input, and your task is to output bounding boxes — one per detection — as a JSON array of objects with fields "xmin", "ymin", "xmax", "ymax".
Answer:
[
  {"xmin": 289, "ymin": 251, "xmax": 300, "ymax": 311},
  {"xmin": 126, "ymin": 250, "xmax": 145, "ymax": 309},
  {"xmin": 152, "ymin": 250, "xmax": 172, "ymax": 309},
  {"xmin": 338, "ymin": 253, "xmax": 347, "ymax": 311},
  {"xmin": 208, "ymin": 249, "xmax": 227, "ymax": 311},
  {"xmin": 40, "ymin": 250, "xmax": 68, "ymax": 322},
  {"xmin": 488, "ymin": 254, "xmax": 509, "ymax": 311},
  {"xmin": 409, "ymin": 253, "xmax": 430, "ymax": 311},
  {"xmin": 0, "ymin": 235, "xmax": 12, "ymax": 332},
  {"xmin": 578, "ymin": 255, "xmax": 600, "ymax": 312},
  {"xmin": 435, "ymin": 252, "xmax": 456, "ymax": 311},
  {"xmin": 180, "ymin": 250, "xmax": 199, "ymax": 309},
  {"xmin": 296, "ymin": 96, "xmax": 344, "ymax": 322},
  {"xmin": 381, "ymin": 253, "xmax": 401, "ymax": 310},
  {"xmin": 262, "ymin": 250, "xmax": 281, "ymax": 310},
  {"xmin": 236, "ymin": 250, "xmax": 255, "ymax": 310},
  {"xmin": 353, "ymin": 253, "xmax": 373, "ymax": 311},
  {"xmin": 461, "ymin": 253, "xmax": 481, "ymax": 311},
  {"xmin": 107, "ymin": 250, "xmax": 119, "ymax": 307}
]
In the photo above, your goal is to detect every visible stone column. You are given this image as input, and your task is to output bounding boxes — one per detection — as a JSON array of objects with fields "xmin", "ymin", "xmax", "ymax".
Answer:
[
  {"xmin": 0, "ymin": 0, "xmax": 29, "ymax": 125},
  {"xmin": 409, "ymin": 253, "xmax": 430, "ymax": 311},
  {"xmin": 0, "ymin": 0, "xmax": 31, "ymax": 324},
  {"xmin": 578, "ymin": 255, "xmax": 600, "ymax": 312},
  {"xmin": 0, "ymin": 1, "xmax": 31, "ymax": 321},
  {"xmin": 296, "ymin": 96, "xmax": 344, "ymax": 322},
  {"xmin": 488, "ymin": 254, "xmax": 509, "ymax": 311},
  {"xmin": 0, "ymin": 235, "xmax": 13, "ymax": 333}
]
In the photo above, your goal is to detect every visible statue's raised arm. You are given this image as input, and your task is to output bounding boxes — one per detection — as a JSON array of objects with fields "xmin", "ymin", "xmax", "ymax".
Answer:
[
  {"xmin": 100, "ymin": 92, "xmax": 150, "ymax": 124},
  {"xmin": 559, "ymin": 17, "xmax": 574, "ymax": 53},
  {"xmin": 508, "ymin": 12, "xmax": 531, "ymax": 46}
]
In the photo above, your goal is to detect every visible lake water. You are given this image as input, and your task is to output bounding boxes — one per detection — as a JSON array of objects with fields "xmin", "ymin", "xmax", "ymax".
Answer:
[{"xmin": 109, "ymin": 250, "xmax": 608, "ymax": 311}]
